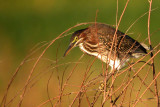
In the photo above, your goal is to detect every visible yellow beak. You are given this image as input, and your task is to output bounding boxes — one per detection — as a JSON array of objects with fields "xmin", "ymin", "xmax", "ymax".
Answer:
[{"xmin": 64, "ymin": 43, "xmax": 75, "ymax": 57}]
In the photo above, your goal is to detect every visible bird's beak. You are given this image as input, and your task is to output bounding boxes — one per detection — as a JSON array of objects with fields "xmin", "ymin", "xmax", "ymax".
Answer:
[{"xmin": 64, "ymin": 43, "xmax": 75, "ymax": 57}]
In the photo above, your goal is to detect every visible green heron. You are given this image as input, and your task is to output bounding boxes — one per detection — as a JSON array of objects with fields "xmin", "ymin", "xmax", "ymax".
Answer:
[{"xmin": 64, "ymin": 23, "xmax": 148, "ymax": 70}]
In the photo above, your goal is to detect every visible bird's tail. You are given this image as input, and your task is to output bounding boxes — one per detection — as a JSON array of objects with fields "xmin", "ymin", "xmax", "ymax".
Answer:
[{"xmin": 140, "ymin": 43, "xmax": 150, "ymax": 50}]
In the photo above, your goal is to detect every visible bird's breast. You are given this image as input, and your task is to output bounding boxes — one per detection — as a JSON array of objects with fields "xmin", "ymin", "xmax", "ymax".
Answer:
[{"xmin": 78, "ymin": 43, "xmax": 122, "ymax": 70}]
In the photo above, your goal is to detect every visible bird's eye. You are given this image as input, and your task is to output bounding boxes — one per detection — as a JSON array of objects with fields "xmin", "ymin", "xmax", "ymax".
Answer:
[
  {"xmin": 75, "ymin": 36, "xmax": 78, "ymax": 41},
  {"xmin": 72, "ymin": 36, "xmax": 78, "ymax": 43}
]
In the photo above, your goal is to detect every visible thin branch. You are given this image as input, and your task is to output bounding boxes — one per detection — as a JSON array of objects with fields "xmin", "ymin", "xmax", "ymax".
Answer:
[{"xmin": 147, "ymin": 0, "xmax": 159, "ymax": 106}]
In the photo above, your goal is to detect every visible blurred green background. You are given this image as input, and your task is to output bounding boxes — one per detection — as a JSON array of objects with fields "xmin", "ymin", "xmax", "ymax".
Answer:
[{"xmin": 0, "ymin": 0, "xmax": 160, "ymax": 106}]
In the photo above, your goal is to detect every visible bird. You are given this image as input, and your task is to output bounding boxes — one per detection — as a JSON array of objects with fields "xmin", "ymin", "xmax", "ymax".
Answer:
[{"xmin": 64, "ymin": 23, "xmax": 148, "ymax": 71}]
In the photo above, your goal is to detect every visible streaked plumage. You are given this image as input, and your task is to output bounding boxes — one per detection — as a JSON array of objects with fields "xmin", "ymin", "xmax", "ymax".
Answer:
[{"xmin": 64, "ymin": 23, "xmax": 147, "ymax": 70}]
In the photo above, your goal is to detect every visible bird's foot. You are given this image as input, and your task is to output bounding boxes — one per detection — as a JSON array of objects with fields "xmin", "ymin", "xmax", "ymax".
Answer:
[{"xmin": 98, "ymin": 81, "xmax": 110, "ymax": 92}]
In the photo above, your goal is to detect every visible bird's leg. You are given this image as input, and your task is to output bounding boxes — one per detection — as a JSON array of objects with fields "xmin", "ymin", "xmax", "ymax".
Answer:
[
  {"xmin": 98, "ymin": 68, "xmax": 113, "ymax": 92},
  {"xmin": 98, "ymin": 64, "xmax": 119, "ymax": 92}
]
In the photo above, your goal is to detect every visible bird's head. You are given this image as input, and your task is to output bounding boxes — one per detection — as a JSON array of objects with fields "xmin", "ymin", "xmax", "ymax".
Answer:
[{"xmin": 64, "ymin": 28, "xmax": 86, "ymax": 56}]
